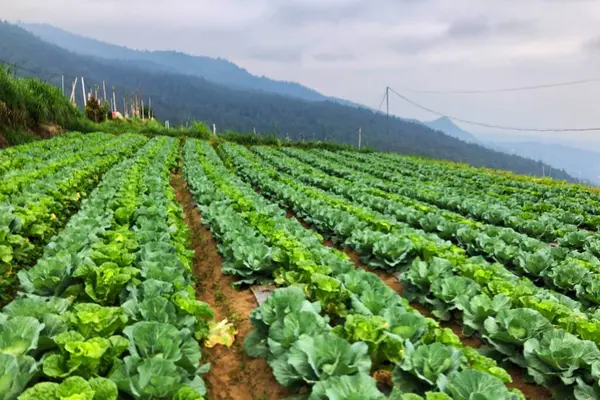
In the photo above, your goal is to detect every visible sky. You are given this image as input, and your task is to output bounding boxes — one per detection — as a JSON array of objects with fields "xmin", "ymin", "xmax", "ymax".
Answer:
[{"xmin": 5, "ymin": 0, "xmax": 600, "ymax": 149}]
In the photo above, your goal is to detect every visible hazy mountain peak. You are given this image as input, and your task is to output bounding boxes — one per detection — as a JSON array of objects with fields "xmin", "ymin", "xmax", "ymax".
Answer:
[{"xmin": 424, "ymin": 117, "xmax": 478, "ymax": 143}]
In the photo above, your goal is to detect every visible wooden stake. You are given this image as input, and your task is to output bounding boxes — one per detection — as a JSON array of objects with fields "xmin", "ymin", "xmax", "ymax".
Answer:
[
  {"xmin": 81, "ymin": 77, "xmax": 87, "ymax": 107},
  {"xmin": 358, "ymin": 127, "xmax": 362, "ymax": 150},
  {"xmin": 69, "ymin": 77, "xmax": 78, "ymax": 106}
]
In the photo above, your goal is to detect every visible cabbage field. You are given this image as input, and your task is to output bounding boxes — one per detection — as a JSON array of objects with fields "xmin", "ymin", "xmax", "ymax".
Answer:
[{"xmin": 3, "ymin": 133, "xmax": 600, "ymax": 400}]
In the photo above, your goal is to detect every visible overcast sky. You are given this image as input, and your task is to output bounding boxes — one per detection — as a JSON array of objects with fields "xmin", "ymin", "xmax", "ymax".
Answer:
[{"xmin": 6, "ymin": 0, "xmax": 600, "ymax": 148}]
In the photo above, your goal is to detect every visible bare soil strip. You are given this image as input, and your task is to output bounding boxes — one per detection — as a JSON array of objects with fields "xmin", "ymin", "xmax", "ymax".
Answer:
[
  {"xmin": 171, "ymin": 171, "xmax": 289, "ymax": 400},
  {"xmin": 288, "ymin": 211, "xmax": 550, "ymax": 400}
]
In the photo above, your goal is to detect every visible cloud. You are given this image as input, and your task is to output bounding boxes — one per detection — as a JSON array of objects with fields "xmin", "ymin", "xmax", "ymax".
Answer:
[
  {"xmin": 268, "ymin": 1, "xmax": 367, "ymax": 25},
  {"xmin": 388, "ymin": 36, "xmax": 441, "ymax": 55},
  {"xmin": 447, "ymin": 18, "xmax": 491, "ymax": 38},
  {"xmin": 446, "ymin": 17, "xmax": 534, "ymax": 39},
  {"xmin": 313, "ymin": 51, "xmax": 356, "ymax": 62},
  {"xmin": 584, "ymin": 35, "xmax": 600, "ymax": 52},
  {"xmin": 246, "ymin": 46, "xmax": 304, "ymax": 63}
]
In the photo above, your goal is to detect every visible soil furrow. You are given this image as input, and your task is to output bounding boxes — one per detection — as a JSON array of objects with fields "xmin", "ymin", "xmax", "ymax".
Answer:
[{"xmin": 171, "ymin": 170, "xmax": 289, "ymax": 400}]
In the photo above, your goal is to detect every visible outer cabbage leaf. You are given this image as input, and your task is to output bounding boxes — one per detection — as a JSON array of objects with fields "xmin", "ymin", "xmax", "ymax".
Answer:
[
  {"xmin": 482, "ymin": 308, "xmax": 552, "ymax": 365},
  {"xmin": 456, "ymin": 293, "xmax": 511, "ymax": 336},
  {"xmin": 0, "ymin": 353, "xmax": 37, "ymax": 400},
  {"xmin": 0, "ymin": 316, "xmax": 44, "ymax": 357},
  {"xmin": 109, "ymin": 356, "xmax": 206, "ymax": 400},
  {"xmin": 309, "ymin": 373, "xmax": 386, "ymax": 400},
  {"xmin": 393, "ymin": 342, "xmax": 463, "ymax": 392},
  {"xmin": 523, "ymin": 329, "xmax": 600, "ymax": 386},
  {"xmin": 438, "ymin": 369, "xmax": 522, "ymax": 400},
  {"xmin": 270, "ymin": 333, "xmax": 371, "ymax": 387}
]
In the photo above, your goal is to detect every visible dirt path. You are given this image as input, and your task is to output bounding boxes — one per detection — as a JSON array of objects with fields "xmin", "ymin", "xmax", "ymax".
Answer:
[{"xmin": 171, "ymin": 170, "xmax": 289, "ymax": 400}]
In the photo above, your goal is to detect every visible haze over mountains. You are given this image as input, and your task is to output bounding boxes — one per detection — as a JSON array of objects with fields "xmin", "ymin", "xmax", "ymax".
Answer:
[
  {"xmin": 0, "ymin": 21, "xmax": 578, "ymax": 181},
  {"xmin": 421, "ymin": 117, "xmax": 600, "ymax": 184}
]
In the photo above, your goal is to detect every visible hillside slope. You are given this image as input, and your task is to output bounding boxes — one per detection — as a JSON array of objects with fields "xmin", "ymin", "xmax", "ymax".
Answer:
[
  {"xmin": 0, "ymin": 22, "xmax": 574, "ymax": 180},
  {"xmin": 20, "ymin": 23, "xmax": 330, "ymax": 102}
]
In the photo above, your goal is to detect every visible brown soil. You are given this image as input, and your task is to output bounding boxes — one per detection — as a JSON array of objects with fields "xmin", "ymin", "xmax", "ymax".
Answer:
[
  {"xmin": 38, "ymin": 124, "xmax": 64, "ymax": 138},
  {"xmin": 171, "ymin": 170, "xmax": 290, "ymax": 400}
]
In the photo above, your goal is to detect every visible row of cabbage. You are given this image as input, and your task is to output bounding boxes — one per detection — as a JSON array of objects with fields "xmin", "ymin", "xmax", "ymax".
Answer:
[
  {"xmin": 1, "ymin": 137, "xmax": 217, "ymax": 400},
  {"xmin": 183, "ymin": 139, "xmax": 523, "ymax": 400},
  {"xmin": 318, "ymin": 149, "xmax": 600, "ymax": 253},
  {"xmin": 376, "ymin": 151, "xmax": 600, "ymax": 219},
  {"xmin": 0, "ymin": 133, "xmax": 95, "ymax": 176},
  {"xmin": 0, "ymin": 133, "xmax": 147, "ymax": 305},
  {"xmin": 221, "ymin": 142, "xmax": 600, "ymax": 398},
  {"xmin": 269, "ymin": 146, "xmax": 600, "ymax": 309}
]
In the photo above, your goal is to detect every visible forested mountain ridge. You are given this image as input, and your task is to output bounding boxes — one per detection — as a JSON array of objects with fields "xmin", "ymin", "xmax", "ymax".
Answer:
[
  {"xmin": 20, "ymin": 23, "xmax": 333, "ymax": 102},
  {"xmin": 0, "ymin": 21, "xmax": 574, "ymax": 181}
]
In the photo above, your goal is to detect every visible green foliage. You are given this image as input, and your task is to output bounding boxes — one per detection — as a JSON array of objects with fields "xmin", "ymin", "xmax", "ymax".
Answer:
[
  {"xmin": 18, "ymin": 376, "xmax": 118, "ymax": 400},
  {"xmin": 0, "ymin": 65, "xmax": 81, "ymax": 132},
  {"xmin": 84, "ymin": 97, "xmax": 110, "ymax": 123}
]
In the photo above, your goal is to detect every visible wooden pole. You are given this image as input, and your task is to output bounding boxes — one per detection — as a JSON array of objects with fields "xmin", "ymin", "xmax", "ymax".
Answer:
[
  {"xmin": 81, "ymin": 77, "xmax": 87, "ymax": 107},
  {"xmin": 141, "ymin": 100, "xmax": 145, "ymax": 120},
  {"xmin": 135, "ymin": 94, "xmax": 140, "ymax": 118},
  {"xmin": 69, "ymin": 77, "xmax": 78, "ymax": 106},
  {"xmin": 358, "ymin": 127, "xmax": 362, "ymax": 150}
]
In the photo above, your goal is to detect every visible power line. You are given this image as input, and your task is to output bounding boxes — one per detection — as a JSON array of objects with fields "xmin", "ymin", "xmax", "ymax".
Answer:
[
  {"xmin": 387, "ymin": 86, "xmax": 600, "ymax": 132},
  {"xmin": 369, "ymin": 89, "xmax": 388, "ymax": 124},
  {"xmin": 402, "ymin": 76, "xmax": 600, "ymax": 95}
]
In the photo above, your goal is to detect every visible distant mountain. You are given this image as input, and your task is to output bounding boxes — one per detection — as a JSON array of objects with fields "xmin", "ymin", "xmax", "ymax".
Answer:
[
  {"xmin": 421, "ymin": 116, "xmax": 599, "ymax": 184},
  {"xmin": 424, "ymin": 117, "xmax": 478, "ymax": 143},
  {"xmin": 0, "ymin": 22, "xmax": 575, "ymax": 181},
  {"xmin": 490, "ymin": 141, "xmax": 600, "ymax": 184},
  {"xmin": 19, "ymin": 22, "xmax": 361, "ymax": 108}
]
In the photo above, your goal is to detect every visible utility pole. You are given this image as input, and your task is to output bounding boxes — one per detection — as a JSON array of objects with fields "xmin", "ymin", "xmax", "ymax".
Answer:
[
  {"xmin": 358, "ymin": 127, "xmax": 362, "ymax": 150},
  {"xmin": 102, "ymin": 81, "xmax": 107, "ymax": 104},
  {"xmin": 386, "ymin": 86, "xmax": 390, "ymax": 137},
  {"xmin": 61, "ymin": 75, "xmax": 65, "ymax": 96}
]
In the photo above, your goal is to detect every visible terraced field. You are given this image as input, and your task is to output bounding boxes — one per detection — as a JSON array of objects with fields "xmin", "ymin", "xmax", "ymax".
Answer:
[{"xmin": 3, "ymin": 133, "xmax": 600, "ymax": 399}]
